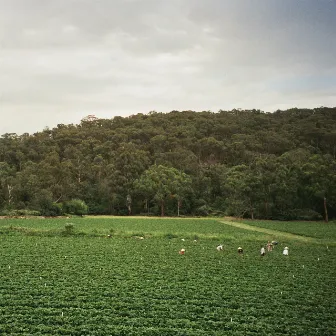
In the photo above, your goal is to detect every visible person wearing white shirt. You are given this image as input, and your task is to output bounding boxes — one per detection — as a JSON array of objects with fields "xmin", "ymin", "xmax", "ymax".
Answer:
[{"xmin": 260, "ymin": 247, "xmax": 266, "ymax": 256}]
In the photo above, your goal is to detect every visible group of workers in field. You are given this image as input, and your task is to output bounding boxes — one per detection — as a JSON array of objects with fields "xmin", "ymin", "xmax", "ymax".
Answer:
[
  {"xmin": 179, "ymin": 240, "xmax": 289, "ymax": 256},
  {"xmin": 260, "ymin": 241, "xmax": 289, "ymax": 256},
  {"xmin": 226, "ymin": 241, "xmax": 288, "ymax": 256},
  {"xmin": 259, "ymin": 241, "xmax": 288, "ymax": 256}
]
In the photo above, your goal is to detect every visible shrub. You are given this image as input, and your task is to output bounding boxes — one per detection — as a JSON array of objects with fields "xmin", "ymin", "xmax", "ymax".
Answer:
[
  {"xmin": 40, "ymin": 202, "xmax": 63, "ymax": 217},
  {"xmin": 63, "ymin": 199, "xmax": 88, "ymax": 216},
  {"xmin": 0, "ymin": 209, "xmax": 41, "ymax": 217},
  {"xmin": 64, "ymin": 223, "xmax": 75, "ymax": 234},
  {"xmin": 209, "ymin": 210, "xmax": 225, "ymax": 217},
  {"xmin": 291, "ymin": 209, "xmax": 323, "ymax": 221},
  {"xmin": 194, "ymin": 205, "xmax": 210, "ymax": 216},
  {"xmin": 275, "ymin": 209, "xmax": 323, "ymax": 221}
]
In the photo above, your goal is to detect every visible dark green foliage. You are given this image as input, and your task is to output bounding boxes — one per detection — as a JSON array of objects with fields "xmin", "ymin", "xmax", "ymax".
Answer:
[
  {"xmin": 63, "ymin": 199, "xmax": 88, "ymax": 216},
  {"xmin": 0, "ymin": 108, "xmax": 335, "ymax": 219},
  {"xmin": 64, "ymin": 223, "xmax": 75, "ymax": 235},
  {"xmin": 32, "ymin": 190, "xmax": 63, "ymax": 217},
  {"xmin": 194, "ymin": 204, "xmax": 210, "ymax": 216},
  {"xmin": 133, "ymin": 164, "xmax": 192, "ymax": 216},
  {"xmin": 0, "ymin": 209, "xmax": 41, "ymax": 217}
]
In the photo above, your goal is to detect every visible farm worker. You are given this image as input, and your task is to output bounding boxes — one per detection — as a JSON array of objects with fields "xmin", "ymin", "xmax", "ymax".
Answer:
[
  {"xmin": 179, "ymin": 248, "xmax": 185, "ymax": 255},
  {"xmin": 267, "ymin": 241, "xmax": 272, "ymax": 252},
  {"xmin": 238, "ymin": 247, "xmax": 243, "ymax": 254},
  {"xmin": 283, "ymin": 247, "xmax": 289, "ymax": 256},
  {"xmin": 260, "ymin": 246, "xmax": 266, "ymax": 256},
  {"xmin": 217, "ymin": 245, "xmax": 223, "ymax": 251}
]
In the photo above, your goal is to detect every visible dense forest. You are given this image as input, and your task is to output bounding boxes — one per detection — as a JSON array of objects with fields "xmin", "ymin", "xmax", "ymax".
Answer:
[{"xmin": 0, "ymin": 107, "xmax": 335, "ymax": 220}]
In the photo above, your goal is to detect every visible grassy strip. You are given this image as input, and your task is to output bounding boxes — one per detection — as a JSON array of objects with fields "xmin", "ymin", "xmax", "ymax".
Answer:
[
  {"xmin": 239, "ymin": 219, "xmax": 336, "ymax": 240},
  {"xmin": 220, "ymin": 220, "xmax": 336, "ymax": 245},
  {"xmin": 0, "ymin": 224, "xmax": 268, "ymax": 242}
]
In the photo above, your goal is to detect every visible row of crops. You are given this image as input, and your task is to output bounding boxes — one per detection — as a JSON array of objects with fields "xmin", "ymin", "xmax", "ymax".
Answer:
[{"xmin": 1, "ymin": 218, "xmax": 335, "ymax": 335}]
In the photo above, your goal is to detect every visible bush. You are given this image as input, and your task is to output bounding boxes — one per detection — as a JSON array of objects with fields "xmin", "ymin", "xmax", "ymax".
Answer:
[
  {"xmin": 0, "ymin": 209, "xmax": 41, "ymax": 217},
  {"xmin": 53, "ymin": 203, "xmax": 64, "ymax": 215},
  {"xmin": 29, "ymin": 189, "xmax": 64, "ymax": 217},
  {"xmin": 194, "ymin": 205, "xmax": 210, "ymax": 217},
  {"xmin": 40, "ymin": 202, "xmax": 63, "ymax": 217},
  {"xmin": 209, "ymin": 210, "xmax": 226, "ymax": 217},
  {"xmin": 291, "ymin": 209, "xmax": 323, "ymax": 221},
  {"xmin": 87, "ymin": 202, "xmax": 109, "ymax": 215},
  {"xmin": 64, "ymin": 223, "xmax": 75, "ymax": 235},
  {"xmin": 63, "ymin": 199, "xmax": 88, "ymax": 216},
  {"xmin": 274, "ymin": 209, "xmax": 323, "ymax": 221}
]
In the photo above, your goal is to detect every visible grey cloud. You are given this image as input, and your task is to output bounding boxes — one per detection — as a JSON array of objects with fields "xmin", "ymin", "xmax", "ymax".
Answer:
[
  {"xmin": 0, "ymin": 0, "xmax": 184, "ymax": 48},
  {"xmin": 187, "ymin": 0, "xmax": 336, "ymax": 68}
]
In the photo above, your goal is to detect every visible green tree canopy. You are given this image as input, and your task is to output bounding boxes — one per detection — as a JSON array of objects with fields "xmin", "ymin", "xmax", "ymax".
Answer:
[{"xmin": 134, "ymin": 165, "xmax": 192, "ymax": 216}]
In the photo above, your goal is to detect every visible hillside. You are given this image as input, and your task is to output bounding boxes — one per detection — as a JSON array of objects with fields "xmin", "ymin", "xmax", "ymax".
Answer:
[{"xmin": 0, "ymin": 107, "xmax": 335, "ymax": 219}]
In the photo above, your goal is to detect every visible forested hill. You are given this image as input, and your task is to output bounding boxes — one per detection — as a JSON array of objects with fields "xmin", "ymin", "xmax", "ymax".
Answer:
[{"xmin": 1, "ymin": 107, "xmax": 336, "ymax": 220}]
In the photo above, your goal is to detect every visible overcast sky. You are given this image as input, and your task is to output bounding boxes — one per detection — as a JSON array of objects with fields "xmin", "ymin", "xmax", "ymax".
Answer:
[{"xmin": 0, "ymin": 0, "xmax": 335, "ymax": 135}]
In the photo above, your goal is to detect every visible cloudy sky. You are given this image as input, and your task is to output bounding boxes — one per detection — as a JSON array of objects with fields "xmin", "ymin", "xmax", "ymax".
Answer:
[{"xmin": 0, "ymin": 0, "xmax": 335, "ymax": 135}]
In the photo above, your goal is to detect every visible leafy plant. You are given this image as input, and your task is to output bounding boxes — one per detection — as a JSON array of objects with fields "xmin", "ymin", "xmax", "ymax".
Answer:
[
  {"xmin": 64, "ymin": 223, "xmax": 75, "ymax": 235},
  {"xmin": 63, "ymin": 199, "xmax": 88, "ymax": 216}
]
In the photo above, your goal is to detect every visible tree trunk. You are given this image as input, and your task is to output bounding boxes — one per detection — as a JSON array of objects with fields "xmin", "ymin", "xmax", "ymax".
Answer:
[
  {"xmin": 250, "ymin": 200, "xmax": 254, "ymax": 219},
  {"xmin": 145, "ymin": 199, "xmax": 149, "ymax": 215},
  {"xmin": 324, "ymin": 197, "xmax": 328, "ymax": 223},
  {"xmin": 126, "ymin": 195, "xmax": 132, "ymax": 215},
  {"xmin": 177, "ymin": 199, "xmax": 181, "ymax": 217},
  {"xmin": 7, "ymin": 184, "xmax": 13, "ymax": 205},
  {"xmin": 161, "ymin": 200, "xmax": 165, "ymax": 217}
]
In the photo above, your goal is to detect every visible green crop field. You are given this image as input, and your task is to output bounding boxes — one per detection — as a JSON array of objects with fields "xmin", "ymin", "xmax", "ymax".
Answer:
[{"xmin": 0, "ymin": 217, "xmax": 335, "ymax": 335}]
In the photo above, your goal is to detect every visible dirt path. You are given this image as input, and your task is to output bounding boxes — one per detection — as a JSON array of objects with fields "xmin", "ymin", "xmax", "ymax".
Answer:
[{"xmin": 219, "ymin": 220, "xmax": 319, "ymax": 243}]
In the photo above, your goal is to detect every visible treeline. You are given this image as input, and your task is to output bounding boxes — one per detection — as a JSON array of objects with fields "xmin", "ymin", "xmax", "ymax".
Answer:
[{"xmin": 0, "ymin": 107, "xmax": 335, "ymax": 220}]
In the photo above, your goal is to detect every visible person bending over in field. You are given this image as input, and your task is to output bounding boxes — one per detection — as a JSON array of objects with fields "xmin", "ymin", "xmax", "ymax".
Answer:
[
  {"xmin": 260, "ymin": 246, "xmax": 266, "ymax": 256},
  {"xmin": 179, "ymin": 248, "xmax": 185, "ymax": 255},
  {"xmin": 217, "ymin": 245, "xmax": 223, "ymax": 251},
  {"xmin": 267, "ymin": 241, "xmax": 272, "ymax": 252},
  {"xmin": 238, "ymin": 247, "xmax": 243, "ymax": 255},
  {"xmin": 283, "ymin": 247, "xmax": 289, "ymax": 256}
]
